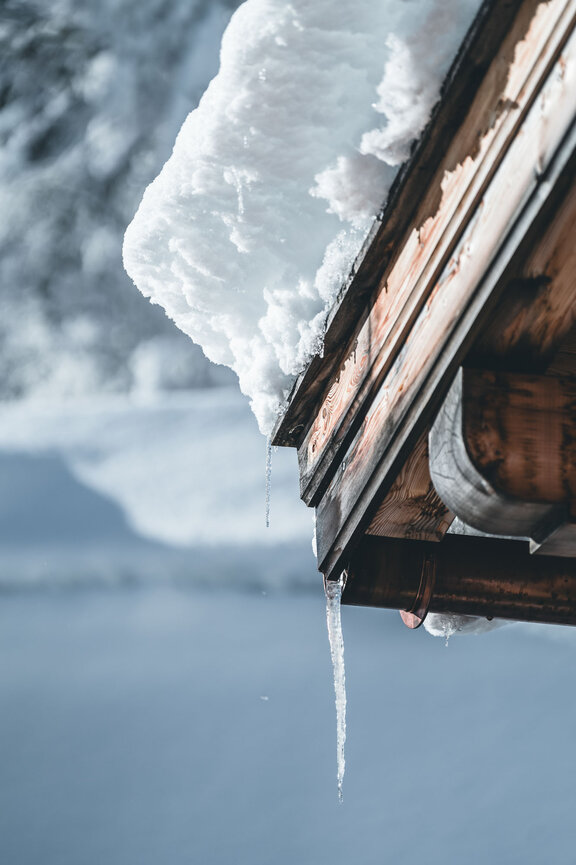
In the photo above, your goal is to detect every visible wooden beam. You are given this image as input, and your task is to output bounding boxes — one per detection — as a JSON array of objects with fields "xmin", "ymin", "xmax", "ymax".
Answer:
[
  {"xmin": 272, "ymin": 0, "xmax": 550, "ymax": 450},
  {"xmin": 316, "ymin": 58, "xmax": 576, "ymax": 579},
  {"xmin": 366, "ymin": 431, "xmax": 454, "ymax": 542},
  {"xmin": 468, "ymin": 168, "xmax": 576, "ymax": 373},
  {"xmin": 464, "ymin": 370, "xmax": 576, "ymax": 503},
  {"xmin": 344, "ymin": 534, "xmax": 576, "ymax": 626},
  {"xmin": 429, "ymin": 368, "xmax": 575, "ymax": 541}
]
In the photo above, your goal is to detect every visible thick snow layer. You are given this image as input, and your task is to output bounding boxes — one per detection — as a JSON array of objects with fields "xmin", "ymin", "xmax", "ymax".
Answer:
[{"xmin": 124, "ymin": 0, "xmax": 481, "ymax": 433}]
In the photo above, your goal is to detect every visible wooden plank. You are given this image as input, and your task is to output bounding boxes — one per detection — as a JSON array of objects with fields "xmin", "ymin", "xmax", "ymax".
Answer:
[
  {"xmin": 272, "ymin": 0, "xmax": 541, "ymax": 449},
  {"xmin": 547, "ymin": 324, "xmax": 576, "ymax": 377},
  {"xmin": 365, "ymin": 431, "xmax": 454, "ymax": 542},
  {"xmin": 316, "ymin": 51, "xmax": 576, "ymax": 578},
  {"xmin": 296, "ymin": 0, "xmax": 576, "ymax": 507}
]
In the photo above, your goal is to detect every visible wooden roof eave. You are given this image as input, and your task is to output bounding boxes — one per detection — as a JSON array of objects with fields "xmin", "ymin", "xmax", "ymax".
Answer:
[
  {"xmin": 271, "ymin": 0, "xmax": 533, "ymax": 451},
  {"xmin": 272, "ymin": 0, "xmax": 576, "ymax": 583}
]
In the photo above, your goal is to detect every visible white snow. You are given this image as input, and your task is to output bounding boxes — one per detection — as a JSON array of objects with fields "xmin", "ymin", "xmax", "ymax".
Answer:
[{"xmin": 124, "ymin": 0, "xmax": 481, "ymax": 434}]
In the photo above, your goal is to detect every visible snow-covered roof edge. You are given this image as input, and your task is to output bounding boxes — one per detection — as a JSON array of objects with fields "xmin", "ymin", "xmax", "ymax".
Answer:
[
  {"xmin": 271, "ymin": 0, "xmax": 510, "ymax": 448},
  {"xmin": 124, "ymin": 0, "xmax": 486, "ymax": 436}
]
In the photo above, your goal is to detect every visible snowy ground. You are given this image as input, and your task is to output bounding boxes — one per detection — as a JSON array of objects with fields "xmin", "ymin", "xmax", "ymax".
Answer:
[
  {"xmin": 1, "ymin": 387, "xmax": 576, "ymax": 864},
  {"xmin": 0, "ymin": 387, "xmax": 315, "ymax": 590},
  {"xmin": 2, "ymin": 586, "xmax": 576, "ymax": 865}
]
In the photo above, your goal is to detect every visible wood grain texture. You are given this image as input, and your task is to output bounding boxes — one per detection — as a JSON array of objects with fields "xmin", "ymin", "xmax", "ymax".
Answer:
[
  {"xmin": 297, "ymin": 0, "xmax": 576, "ymax": 508},
  {"xmin": 366, "ymin": 432, "xmax": 454, "ymax": 542},
  {"xmin": 272, "ymin": 0, "xmax": 541, "ymax": 450},
  {"xmin": 547, "ymin": 325, "xmax": 576, "ymax": 377},
  {"xmin": 344, "ymin": 534, "xmax": 576, "ymax": 626},
  {"xmin": 316, "ymin": 44, "xmax": 576, "ymax": 578},
  {"xmin": 465, "ymin": 370, "xmax": 576, "ymax": 503}
]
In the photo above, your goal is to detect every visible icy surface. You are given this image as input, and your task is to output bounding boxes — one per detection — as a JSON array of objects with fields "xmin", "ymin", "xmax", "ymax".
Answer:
[
  {"xmin": 424, "ymin": 613, "xmax": 506, "ymax": 642},
  {"xmin": 325, "ymin": 575, "xmax": 347, "ymax": 801},
  {"xmin": 124, "ymin": 0, "xmax": 481, "ymax": 433}
]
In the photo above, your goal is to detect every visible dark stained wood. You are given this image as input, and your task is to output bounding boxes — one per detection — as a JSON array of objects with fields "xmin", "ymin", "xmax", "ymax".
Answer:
[
  {"xmin": 465, "ymin": 370, "xmax": 576, "ymax": 503},
  {"xmin": 532, "ymin": 521, "xmax": 576, "ymax": 556},
  {"xmin": 468, "ymin": 175, "xmax": 576, "ymax": 372},
  {"xmin": 269, "ymin": 0, "xmax": 576, "ymax": 594},
  {"xmin": 366, "ymin": 431, "xmax": 454, "ymax": 542},
  {"xmin": 272, "ymin": 0, "xmax": 546, "ymax": 450},
  {"xmin": 547, "ymin": 325, "xmax": 576, "ymax": 377},
  {"xmin": 295, "ymin": 0, "xmax": 576, "ymax": 508},
  {"xmin": 344, "ymin": 534, "xmax": 576, "ymax": 627}
]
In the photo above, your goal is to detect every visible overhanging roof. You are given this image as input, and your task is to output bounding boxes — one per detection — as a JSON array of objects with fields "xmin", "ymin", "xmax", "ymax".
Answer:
[{"xmin": 272, "ymin": 0, "xmax": 576, "ymax": 593}]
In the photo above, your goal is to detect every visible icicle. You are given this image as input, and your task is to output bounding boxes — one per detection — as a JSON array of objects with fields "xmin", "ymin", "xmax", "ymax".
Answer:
[
  {"xmin": 325, "ymin": 573, "xmax": 347, "ymax": 802},
  {"xmin": 265, "ymin": 436, "xmax": 272, "ymax": 528}
]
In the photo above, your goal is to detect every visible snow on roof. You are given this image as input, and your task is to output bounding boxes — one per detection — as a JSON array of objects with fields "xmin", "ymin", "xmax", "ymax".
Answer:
[{"xmin": 123, "ymin": 0, "xmax": 481, "ymax": 434}]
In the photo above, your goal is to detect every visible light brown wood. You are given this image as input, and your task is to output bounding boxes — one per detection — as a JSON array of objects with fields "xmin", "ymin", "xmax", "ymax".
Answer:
[{"xmin": 366, "ymin": 432, "xmax": 454, "ymax": 542}]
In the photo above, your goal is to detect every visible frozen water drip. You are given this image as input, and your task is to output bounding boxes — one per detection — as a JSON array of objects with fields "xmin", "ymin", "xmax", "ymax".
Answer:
[{"xmin": 325, "ymin": 573, "xmax": 347, "ymax": 802}]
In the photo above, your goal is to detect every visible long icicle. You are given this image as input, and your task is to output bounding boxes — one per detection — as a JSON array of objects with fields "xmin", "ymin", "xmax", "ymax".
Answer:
[
  {"xmin": 265, "ymin": 436, "xmax": 272, "ymax": 528},
  {"xmin": 325, "ymin": 573, "xmax": 347, "ymax": 802}
]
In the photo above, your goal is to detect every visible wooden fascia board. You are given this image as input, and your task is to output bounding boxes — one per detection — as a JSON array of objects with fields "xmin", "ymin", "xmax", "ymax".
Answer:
[
  {"xmin": 271, "ymin": 0, "xmax": 549, "ymax": 450},
  {"xmin": 468, "ymin": 182, "xmax": 576, "ymax": 372},
  {"xmin": 316, "ymin": 74, "xmax": 576, "ymax": 580},
  {"xmin": 298, "ymin": 0, "xmax": 576, "ymax": 510}
]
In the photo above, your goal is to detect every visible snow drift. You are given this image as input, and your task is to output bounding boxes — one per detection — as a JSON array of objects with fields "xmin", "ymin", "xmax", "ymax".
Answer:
[{"xmin": 124, "ymin": 0, "xmax": 481, "ymax": 433}]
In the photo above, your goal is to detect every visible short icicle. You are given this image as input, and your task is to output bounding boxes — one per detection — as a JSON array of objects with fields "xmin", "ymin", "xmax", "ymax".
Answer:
[{"xmin": 325, "ymin": 573, "xmax": 347, "ymax": 802}]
